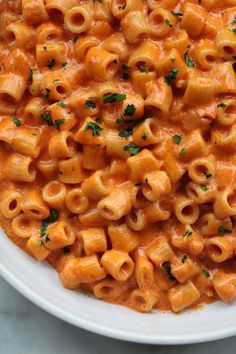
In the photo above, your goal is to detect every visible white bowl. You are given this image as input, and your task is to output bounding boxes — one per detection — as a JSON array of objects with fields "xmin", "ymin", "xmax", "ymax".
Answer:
[{"xmin": 1, "ymin": 229, "xmax": 236, "ymax": 345}]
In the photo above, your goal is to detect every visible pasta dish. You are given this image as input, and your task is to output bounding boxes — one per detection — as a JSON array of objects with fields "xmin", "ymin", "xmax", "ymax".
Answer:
[{"xmin": 0, "ymin": 0, "xmax": 236, "ymax": 313}]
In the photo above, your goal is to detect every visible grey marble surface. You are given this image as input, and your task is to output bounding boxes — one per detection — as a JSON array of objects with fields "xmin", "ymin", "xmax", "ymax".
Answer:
[{"xmin": 0, "ymin": 277, "xmax": 236, "ymax": 354}]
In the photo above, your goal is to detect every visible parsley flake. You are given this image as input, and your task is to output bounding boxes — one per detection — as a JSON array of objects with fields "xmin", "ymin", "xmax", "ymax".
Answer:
[
  {"xmin": 137, "ymin": 65, "xmax": 149, "ymax": 73},
  {"xmin": 41, "ymin": 111, "xmax": 54, "ymax": 126},
  {"xmin": 164, "ymin": 68, "xmax": 179, "ymax": 85},
  {"xmin": 200, "ymin": 184, "xmax": 209, "ymax": 191},
  {"xmin": 172, "ymin": 134, "xmax": 182, "ymax": 145},
  {"xmin": 185, "ymin": 230, "xmax": 192, "ymax": 238},
  {"xmin": 124, "ymin": 104, "xmax": 136, "ymax": 117},
  {"xmin": 171, "ymin": 11, "xmax": 183, "ymax": 17},
  {"xmin": 73, "ymin": 35, "xmax": 79, "ymax": 43},
  {"xmin": 218, "ymin": 226, "xmax": 232, "ymax": 235},
  {"xmin": 123, "ymin": 142, "xmax": 142, "ymax": 156},
  {"xmin": 184, "ymin": 52, "xmax": 195, "ymax": 67},
  {"xmin": 202, "ymin": 269, "xmax": 210, "ymax": 278},
  {"xmin": 48, "ymin": 59, "xmax": 56, "ymax": 69},
  {"xmin": 162, "ymin": 262, "xmax": 176, "ymax": 281},
  {"xmin": 13, "ymin": 115, "xmax": 21, "ymax": 127},
  {"xmin": 179, "ymin": 148, "xmax": 185, "ymax": 157},
  {"xmin": 103, "ymin": 93, "xmax": 126, "ymax": 103},
  {"xmin": 217, "ymin": 103, "xmax": 226, "ymax": 109},
  {"xmin": 85, "ymin": 100, "xmax": 96, "ymax": 109},
  {"xmin": 118, "ymin": 128, "xmax": 133, "ymax": 140},
  {"xmin": 56, "ymin": 102, "xmax": 67, "ymax": 108},
  {"xmin": 54, "ymin": 119, "xmax": 65, "ymax": 131},
  {"xmin": 165, "ymin": 19, "xmax": 172, "ymax": 27},
  {"xmin": 85, "ymin": 122, "xmax": 103, "ymax": 136}
]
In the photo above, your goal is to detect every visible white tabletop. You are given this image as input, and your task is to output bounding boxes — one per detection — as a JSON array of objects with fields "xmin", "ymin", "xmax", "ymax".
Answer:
[{"xmin": 0, "ymin": 276, "xmax": 236, "ymax": 354}]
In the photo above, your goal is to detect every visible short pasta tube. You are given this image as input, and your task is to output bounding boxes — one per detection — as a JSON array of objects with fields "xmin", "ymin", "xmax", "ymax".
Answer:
[
  {"xmin": 27, "ymin": 232, "xmax": 51, "ymax": 261},
  {"xmin": 74, "ymin": 36, "xmax": 99, "ymax": 63},
  {"xmin": 42, "ymin": 181, "xmax": 66, "ymax": 209},
  {"xmin": 185, "ymin": 181, "xmax": 216, "ymax": 204},
  {"xmin": 213, "ymin": 273, "xmax": 236, "ymax": 302},
  {"xmin": 146, "ymin": 236, "xmax": 174, "ymax": 267},
  {"xmin": 0, "ymin": 73, "xmax": 26, "ymax": 102},
  {"xmin": 188, "ymin": 155, "xmax": 215, "ymax": 184},
  {"xmin": 12, "ymin": 127, "xmax": 42, "ymax": 159},
  {"xmin": 125, "ymin": 208, "xmax": 148, "ymax": 231},
  {"xmin": 144, "ymin": 77, "xmax": 173, "ymax": 113},
  {"xmin": 171, "ymin": 224, "xmax": 204, "ymax": 256},
  {"xmin": 79, "ymin": 228, "xmax": 107, "ymax": 256},
  {"xmin": 21, "ymin": 188, "xmax": 50, "ymax": 220},
  {"xmin": 97, "ymin": 187, "xmax": 131, "ymax": 220},
  {"xmin": 216, "ymin": 99, "xmax": 236, "ymax": 126},
  {"xmin": 127, "ymin": 149, "xmax": 161, "ymax": 182},
  {"xmin": 5, "ymin": 153, "xmax": 36, "ymax": 182},
  {"xmin": 167, "ymin": 281, "xmax": 200, "ymax": 312},
  {"xmin": 121, "ymin": 11, "xmax": 149, "ymax": 44},
  {"xmin": 133, "ymin": 118, "xmax": 160, "ymax": 147},
  {"xmin": 64, "ymin": 4, "xmax": 93, "ymax": 34},
  {"xmin": 174, "ymin": 195, "xmax": 200, "ymax": 225},
  {"xmin": 213, "ymin": 187, "xmax": 236, "ymax": 219},
  {"xmin": 111, "ymin": 0, "xmax": 143, "ymax": 19},
  {"xmin": 200, "ymin": 213, "xmax": 232, "ymax": 236},
  {"xmin": 36, "ymin": 22, "xmax": 62, "ymax": 43},
  {"xmin": 108, "ymin": 224, "xmax": 138, "ymax": 253},
  {"xmin": 81, "ymin": 171, "xmax": 112, "ymax": 200},
  {"xmin": 142, "ymin": 170, "xmax": 171, "ymax": 202},
  {"xmin": 0, "ymin": 190, "xmax": 22, "ymax": 219},
  {"xmin": 215, "ymin": 29, "xmax": 236, "ymax": 60},
  {"xmin": 128, "ymin": 41, "xmax": 160, "ymax": 73},
  {"xmin": 130, "ymin": 289, "xmax": 159, "ymax": 313},
  {"xmin": 85, "ymin": 47, "xmax": 119, "ymax": 82},
  {"xmin": 65, "ymin": 188, "xmax": 89, "ymax": 214},
  {"xmin": 148, "ymin": 9, "xmax": 177, "ymax": 37},
  {"xmin": 134, "ymin": 249, "xmax": 154, "ymax": 289},
  {"xmin": 205, "ymin": 236, "xmax": 235, "ymax": 263},
  {"xmin": 58, "ymin": 154, "xmax": 87, "ymax": 184},
  {"xmin": 181, "ymin": 3, "xmax": 207, "ymax": 38},
  {"xmin": 101, "ymin": 250, "xmax": 134, "ymax": 281},
  {"xmin": 46, "ymin": 221, "xmax": 75, "ymax": 250},
  {"xmin": 45, "ymin": 0, "xmax": 78, "ymax": 22},
  {"xmin": 48, "ymin": 131, "xmax": 76, "ymax": 158},
  {"xmin": 59, "ymin": 255, "xmax": 106, "ymax": 289},
  {"xmin": 22, "ymin": 0, "xmax": 48, "ymax": 25},
  {"xmin": 5, "ymin": 22, "xmax": 35, "ymax": 49},
  {"xmin": 12, "ymin": 213, "xmax": 41, "ymax": 238}
]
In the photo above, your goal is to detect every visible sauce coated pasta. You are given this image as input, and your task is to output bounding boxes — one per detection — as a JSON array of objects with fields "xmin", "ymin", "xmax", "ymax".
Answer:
[{"xmin": 1, "ymin": 0, "xmax": 236, "ymax": 313}]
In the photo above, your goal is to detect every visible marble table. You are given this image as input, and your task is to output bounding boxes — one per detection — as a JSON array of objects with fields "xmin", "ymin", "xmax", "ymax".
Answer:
[{"xmin": 0, "ymin": 276, "xmax": 236, "ymax": 354}]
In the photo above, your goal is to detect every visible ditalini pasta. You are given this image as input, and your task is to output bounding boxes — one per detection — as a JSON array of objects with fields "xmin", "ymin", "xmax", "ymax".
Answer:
[{"xmin": 1, "ymin": 0, "xmax": 236, "ymax": 314}]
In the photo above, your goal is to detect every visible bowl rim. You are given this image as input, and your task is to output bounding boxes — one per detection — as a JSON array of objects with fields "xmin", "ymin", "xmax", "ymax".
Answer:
[{"xmin": 1, "ymin": 260, "xmax": 236, "ymax": 345}]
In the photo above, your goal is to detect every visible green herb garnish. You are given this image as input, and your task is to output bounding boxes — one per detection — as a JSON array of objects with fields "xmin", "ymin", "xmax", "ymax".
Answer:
[
  {"xmin": 118, "ymin": 128, "xmax": 133, "ymax": 140},
  {"xmin": 137, "ymin": 65, "xmax": 149, "ymax": 73},
  {"xmin": 172, "ymin": 134, "xmax": 182, "ymax": 145},
  {"xmin": 124, "ymin": 104, "xmax": 136, "ymax": 117},
  {"xmin": 56, "ymin": 102, "xmax": 67, "ymax": 108},
  {"xmin": 185, "ymin": 230, "xmax": 192, "ymax": 238},
  {"xmin": 85, "ymin": 122, "xmax": 103, "ymax": 136},
  {"xmin": 184, "ymin": 52, "xmax": 195, "ymax": 67},
  {"xmin": 202, "ymin": 269, "xmax": 210, "ymax": 278},
  {"xmin": 218, "ymin": 226, "xmax": 232, "ymax": 235},
  {"xmin": 200, "ymin": 184, "xmax": 209, "ymax": 191},
  {"xmin": 217, "ymin": 103, "xmax": 226, "ymax": 109},
  {"xmin": 162, "ymin": 262, "xmax": 176, "ymax": 281},
  {"xmin": 54, "ymin": 119, "xmax": 65, "ymax": 131},
  {"xmin": 164, "ymin": 68, "xmax": 179, "ymax": 85},
  {"xmin": 13, "ymin": 115, "xmax": 21, "ymax": 127},
  {"xmin": 123, "ymin": 142, "xmax": 142, "ymax": 156},
  {"xmin": 85, "ymin": 100, "xmax": 96, "ymax": 109}
]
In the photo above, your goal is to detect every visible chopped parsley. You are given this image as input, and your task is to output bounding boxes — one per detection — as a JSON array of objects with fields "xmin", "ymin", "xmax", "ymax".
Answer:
[
  {"xmin": 179, "ymin": 147, "xmax": 185, "ymax": 157},
  {"xmin": 85, "ymin": 122, "xmax": 103, "ymax": 136},
  {"xmin": 184, "ymin": 52, "xmax": 195, "ymax": 67},
  {"xmin": 202, "ymin": 269, "xmax": 210, "ymax": 278},
  {"xmin": 181, "ymin": 255, "xmax": 187, "ymax": 264},
  {"xmin": 123, "ymin": 72, "xmax": 130, "ymax": 80},
  {"xmin": 62, "ymin": 61, "xmax": 68, "ymax": 67},
  {"xmin": 165, "ymin": 19, "xmax": 172, "ymax": 27},
  {"xmin": 42, "ymin": 88, "xmax": 50, "ymax": 100},
  {"xmin": 48, "ymin": 59, "xmax": 56, "ymax": 69},
  {"xmin": 137, "ymin": 65, "xmax": 149, "ymax": 73},
  {"xmin": 217, "ymin": 103, "xmax": 226, "ymax": 109},
  {"xmin": 29, "ymin": 69, "xmax": 33, "ymax": 82},
  {"xmin": 124, "ymin": 104, "xmax": 136, "ymax": 117},
  {"xmin": 164, "ymin": 68, "xmax": 179, "ymax": 85},
  {"xmin": 162, "ymin": 262, "xmax": 176, "ymax": 281},
  {"xmin": 56, "ymin": 102, "xmax": 67, "ymax": 108},
  {"xmin": 135, "ymin": 182, "xmax": 142, "ymax": 186},
  {"xmin": 103, "ymin": 93, "xmax": 126, "ymax": 103},
  {"xmin": 200, "ymin": 184, "xmax": 209, "ymax": 191},
  {"xmin": 231, "ymin": 16, "xmax": 236, "ymax": 25},
  {"xmin": 232, "ymin": 28, "xmax": 236, "ymax": 34},
  {"xmin": 185, "ymin": 230, "xmax": 192, "ymax": 238},
  {"xmin": 13, "ymin": 115, "xmax": 21, "ymax": 127},
  {"xmin": 121, "ymin": 64, "xmax": 130, "ymax": 70},
  {"xmin": 73, "ymin": 35, "xmax": 79, "ymax": 43},
  {"xmin": 218, "ymin": 226, "xmax": 232, "ymax": 235},
  {"xmin": 54, "ymin": 119, "xmax": 65, "ymax": 131},
  {"xmin": 172, "ymin": 134, "xmax": 182, "ymax": 145},
  {"xmin": 41, "ymin": 111, "xmax": 54, "ymax": 126},
  {"xmin": 40, "ymin": 209, "xmax": 59, "ymax": 245},
  {"xmin": 171, "ymin": 11, "xmax": 183, "ymax": 17},
  {"xmin": 203, "ymin": 172, "xmax": 212, "ymax": 179},
  {"xmin": 123, "ymin": 142, "xmax": 142, "ymax": 156},
  {"xmin": 115, "ymin": 118, "xmax": 124, "ymax": 125},
  {"xmin": 118, "ymin": 128, "xmax": 133, "ymax": 140},
  {"xmin": 85, "ymin": 100, "xmax": 96, "ymax": 109},
  {"xmin": 142, "ymin": 133, "xmax": 147, "ymax": 140}
]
